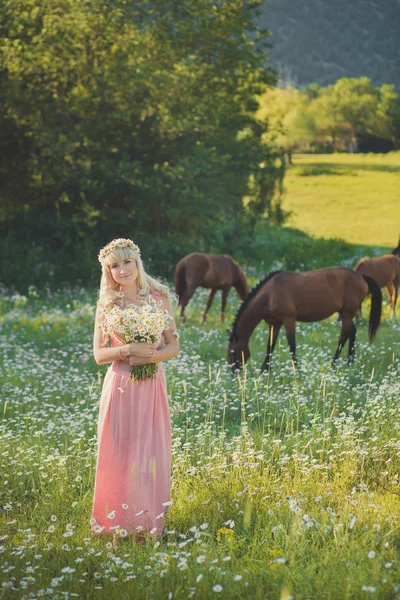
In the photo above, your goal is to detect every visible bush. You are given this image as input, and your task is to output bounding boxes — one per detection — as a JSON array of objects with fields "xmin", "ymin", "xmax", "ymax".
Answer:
[{"xmin": 0, "ymin": 218, "xmax": 359, "ymax": 292}]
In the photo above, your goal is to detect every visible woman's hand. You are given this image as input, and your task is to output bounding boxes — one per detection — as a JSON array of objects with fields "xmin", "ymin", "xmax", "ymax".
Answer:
[
  {"xmin": 128, "ymin": 354, "xmax": 158, "ymax": 366},
  {"xmin": 126, "ymin": 342, "xmax": 157, "ymax": 358}
]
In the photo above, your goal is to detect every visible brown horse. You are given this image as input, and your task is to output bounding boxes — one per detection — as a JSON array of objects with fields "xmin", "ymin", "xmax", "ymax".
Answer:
[
  {"xmin": 174, "ymin": 253, "xmax": 249, "ymax": 322},
  {"xmin": 228, "ymin": 267, "xmax": 382, "ymax": 373},
  {"xmin": 354, "ymin": 239, "xmax": 400, "ymax": 318}
]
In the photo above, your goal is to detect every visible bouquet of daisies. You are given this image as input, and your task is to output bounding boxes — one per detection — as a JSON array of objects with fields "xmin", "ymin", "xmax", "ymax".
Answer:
[{"xmin": 100, "ymin": 296, "xmax": 172, "ymax": 382}]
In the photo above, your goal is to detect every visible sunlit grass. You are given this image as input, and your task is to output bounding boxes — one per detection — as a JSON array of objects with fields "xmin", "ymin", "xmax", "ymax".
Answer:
[
  {"xmin": 1, "ymin": 286, "xmax": 400, "ymax": 599},
  {"xmin": 284, "ymin": 152, "xmax": 400, "ymax": 248}
]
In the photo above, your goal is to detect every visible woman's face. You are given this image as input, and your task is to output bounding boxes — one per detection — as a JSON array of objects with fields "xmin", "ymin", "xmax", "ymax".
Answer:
[{"xmin": 109, "ymin": 255, "xmax": 139, "ymax": 287}]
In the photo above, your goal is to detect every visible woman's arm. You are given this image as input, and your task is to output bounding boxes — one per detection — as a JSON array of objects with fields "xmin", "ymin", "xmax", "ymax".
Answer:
[
  {"xmin": 93, "ymin": 307, "xmax": 157, "ymax": 365},
  {"xmin": 128, "ymin": 295, "xmax": 180, "ymax": 366},
  {"xmin": 93, "ymin": 306, "xmax": 121, "ymax": 365}
]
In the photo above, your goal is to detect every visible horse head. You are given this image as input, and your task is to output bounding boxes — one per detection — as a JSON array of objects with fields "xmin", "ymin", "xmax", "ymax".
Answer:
[{"xmin": 227, "ymin": 331, "xmax": 250, "ymax": 371}]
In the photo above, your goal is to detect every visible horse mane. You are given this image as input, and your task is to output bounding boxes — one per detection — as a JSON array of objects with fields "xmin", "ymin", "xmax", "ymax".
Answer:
[
  {"xmin": 229, "ymin": 271, "xmax": 282, "ymax": 341},
  {"xmin": 391, "ymin": 239, "xmax": 400, "ymax": 256}
]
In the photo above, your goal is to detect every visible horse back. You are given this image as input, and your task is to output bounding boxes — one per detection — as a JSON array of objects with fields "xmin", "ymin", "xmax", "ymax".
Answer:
[
  {"xmin": 262, "ymin": 268, "xmax": 366, "ymax": 322},
  {"xmin": 202, "ymin": 254, "xmax": 238, "ymax": 288},
  {"xmin": 176, "ymin": 253, "xmax": 211, "ymax": 286},
  {"xmin": 175, "ymin": 252, "xmax": 242, "ymax": 289},
  {"xmin": 354, "ymin": 255, "xmax": 400, "ymax": 287}
]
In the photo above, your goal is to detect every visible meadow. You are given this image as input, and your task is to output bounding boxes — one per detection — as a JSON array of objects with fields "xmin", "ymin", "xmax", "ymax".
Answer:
[
  {"xmin": 1, "ymin": 280, "xmax": 400, "ymax": 600},
  {"xmin": 284, "ymin": 152, "xmax": 400, "ymax": 248}
]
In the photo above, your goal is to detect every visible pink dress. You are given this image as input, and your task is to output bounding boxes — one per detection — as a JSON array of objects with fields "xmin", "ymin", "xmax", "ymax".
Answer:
[{"xmin": 91, "ymin": 296, "xmax": 171, "ymax": 538}]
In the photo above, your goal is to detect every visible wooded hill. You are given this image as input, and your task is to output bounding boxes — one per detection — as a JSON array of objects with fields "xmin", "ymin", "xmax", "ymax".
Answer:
[{"xmin": 260, "ymin": 0, "xmax": 400, "ymax": 87}]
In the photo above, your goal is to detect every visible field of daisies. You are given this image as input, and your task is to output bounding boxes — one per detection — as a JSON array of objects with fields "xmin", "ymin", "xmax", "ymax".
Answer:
[{"xmin": 1, "ymin": 281, "xmax": 400, "ymax": 600}]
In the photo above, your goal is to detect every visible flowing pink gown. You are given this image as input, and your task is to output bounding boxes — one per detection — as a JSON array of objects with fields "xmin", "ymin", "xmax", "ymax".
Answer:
[{"xmin": 91, "ymin": 301, "xmax": 171, "ymax": 538}]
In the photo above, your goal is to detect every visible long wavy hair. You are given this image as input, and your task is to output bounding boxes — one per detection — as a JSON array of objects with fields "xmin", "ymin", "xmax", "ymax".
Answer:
[{"xmin": 97, "ymin": 244, "xmax": 176, "ymax": 310}]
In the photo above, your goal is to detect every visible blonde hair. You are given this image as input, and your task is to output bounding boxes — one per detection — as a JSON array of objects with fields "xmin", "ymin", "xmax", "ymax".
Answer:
[{"xmin": 97, "ymin": 243, "xmax": 176, "ymax": 310}]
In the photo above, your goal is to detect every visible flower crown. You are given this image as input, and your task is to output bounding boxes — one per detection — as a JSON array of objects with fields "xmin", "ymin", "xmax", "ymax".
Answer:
[{"xmin": 98, "ymin": 238, "xmax": 141, "ymax": 264}]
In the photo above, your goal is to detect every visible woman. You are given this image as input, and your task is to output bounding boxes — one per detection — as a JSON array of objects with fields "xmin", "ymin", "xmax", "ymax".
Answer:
[{"xmin": 91, "ymin": 238, "xmax": 179, "ymax": 547}]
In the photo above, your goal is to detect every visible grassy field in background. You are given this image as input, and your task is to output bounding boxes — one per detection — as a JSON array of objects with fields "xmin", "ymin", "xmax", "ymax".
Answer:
[{"xmin": 283, "ymin": 153, "xmax": 400, "ymax": 249}]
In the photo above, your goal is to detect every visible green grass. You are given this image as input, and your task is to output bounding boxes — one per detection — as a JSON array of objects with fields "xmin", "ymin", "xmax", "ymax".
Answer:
[
  {"xmin": 1, "ymin": 155, "xmax": 400, "ymax": 598},
  {"xmin": 1, "ymin": 286, "xmax": 400, "ymax": 599},
  {"xmin": 284, "ymin": 153, "xmax": 400, "ymax": 248}
]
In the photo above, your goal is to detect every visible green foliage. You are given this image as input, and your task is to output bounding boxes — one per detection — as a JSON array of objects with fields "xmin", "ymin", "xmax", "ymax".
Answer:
[
  {"xmin": 375, "ymin": 84, "xmax": 400, "ymax": 147},
  {"xmin": 257, "ymin": 77, "xmax": 400, "ymax": 154},
  {"xmin": 313, "ymin": 77, "xmax": 379, "ymax": 145},
  {"xmin": 2, "ymin": 150, "xmax": 399, "ymax": 289},
  {"xmin": 232, "ymin": 222, "xmax": 355, "ymax": 273},
  {"xmin": 257, "ymin": 86, "xmax": 318, "ymax": 153},
  {"xmin": 0, "ymin": 214, "xmax": 357, "ymax": 290},
  {"xmin": 0, "ymin": 0, "xmax": 285, "ymax": 263}
]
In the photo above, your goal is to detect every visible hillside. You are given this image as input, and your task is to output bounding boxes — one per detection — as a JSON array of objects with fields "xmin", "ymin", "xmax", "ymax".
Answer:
[{"xmin": 260, "ymin": 0, "xmax": 400, "ymax": 88}]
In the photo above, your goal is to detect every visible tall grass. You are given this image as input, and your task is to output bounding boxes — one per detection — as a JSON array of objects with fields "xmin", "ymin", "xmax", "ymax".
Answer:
[{"xmin": 1, "ymin": 285, "xmax": 400, "ymax": 599}]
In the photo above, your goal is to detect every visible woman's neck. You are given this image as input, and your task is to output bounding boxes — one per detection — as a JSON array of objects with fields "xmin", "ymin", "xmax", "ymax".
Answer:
[{"xmin": 120, "ymin": 283, "xmax": 139, "ymax": 302}]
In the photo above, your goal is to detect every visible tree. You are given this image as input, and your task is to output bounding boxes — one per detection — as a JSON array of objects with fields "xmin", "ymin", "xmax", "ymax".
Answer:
[
  {"xmin": 0, "ymin": 0, "xmax": 283, "ymax": 248},
  {"xmin": 374, "ymin": 84, "xmax": 400, "ymax": 149},
  {"xmin": 256, "ymin": 86, "xmax": 317, "ymax": 161},
  {"xmin": 312, "ymin": 77, "xmax": 379, "ymax": 151},
  {"xmin": 253, "ymin": 77, "xmax": 400, "ymax": 156}
]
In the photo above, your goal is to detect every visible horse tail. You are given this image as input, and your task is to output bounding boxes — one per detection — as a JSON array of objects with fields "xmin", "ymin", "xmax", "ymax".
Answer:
[
  {"xmin": 362, "ymin": 274, "xmax": 382, "ymax": 342},
  {"xmin": 235, "ymin": 263, "xmax": 250, "ymax": 299},
  {"xmin": 174, "ymin": 259, "xmax": 187, "ymax": 303}
]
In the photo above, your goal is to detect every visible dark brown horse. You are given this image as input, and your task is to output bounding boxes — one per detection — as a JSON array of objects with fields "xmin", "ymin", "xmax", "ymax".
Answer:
[
  {"xmin": 354, "ymin": 239, "xmax": 400, "ymax": 318},
  {"xmin": 174, "ymin": 253, "xmax": 249, "ymax": 322},
  {"xmin": 228, "ymin": 267, "xmax": 382, "ymax": 373}
]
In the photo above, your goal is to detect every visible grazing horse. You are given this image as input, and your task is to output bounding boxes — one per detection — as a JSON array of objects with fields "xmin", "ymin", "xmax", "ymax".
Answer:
[
  {"xmin": 228, "ymin": 267, "xmax": 382, "ymax": 373},
  {"xmin": 354, "ymin": 239, "xmax": 400, "ymax": 318},
  {"xmin": 174, "ymin": 253, "xmax": 249, "ymax": 322}
]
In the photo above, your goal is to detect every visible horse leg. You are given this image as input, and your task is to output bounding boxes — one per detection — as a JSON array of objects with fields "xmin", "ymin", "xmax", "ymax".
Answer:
[
  {"xmin": 283, "ymin": 319, "xmax": 297, "ymax": 367},
  {"xmin": 393, "ymin": 281, "xmax": 399, "ymax": 318},
  {"xmin": 180, "ymin": 285, "xmax": 197, "ymax": 321},
  {"xmin": 261, "ymin": 323, "xmax": 282, "ymax": 373},
  {"xmin": 386, "ymin": 282, "xmax": 397, "ymax": 319},
  {"xmin": 347, "ymin": 321, "xmax": 357, "ymax": 363},
  {"xmin": 202, "ymin": 288, "xmax": 217, "ymax": 323},
  {"xmin": 332, "ymin": 317, "xmax": 352, "ymax": 364},
  {"xmin": 220, "ymin": 287, "xmax": 230, "ymax": 322}
]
